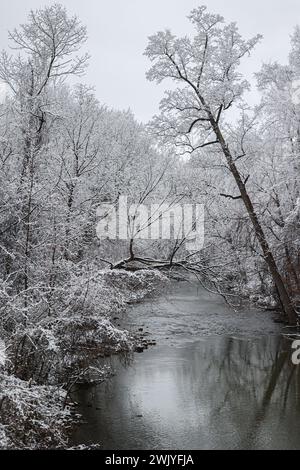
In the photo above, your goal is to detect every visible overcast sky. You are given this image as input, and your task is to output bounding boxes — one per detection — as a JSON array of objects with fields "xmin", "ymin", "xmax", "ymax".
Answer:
[{"xmin": 1, "ymin": 0, "xmax": 300, "ymax": 122}]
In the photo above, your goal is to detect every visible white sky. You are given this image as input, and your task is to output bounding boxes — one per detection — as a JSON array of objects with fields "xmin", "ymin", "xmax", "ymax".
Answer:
[{"xmin": 1, "ymin": 0, "xmax": 300, "ymax": 121}]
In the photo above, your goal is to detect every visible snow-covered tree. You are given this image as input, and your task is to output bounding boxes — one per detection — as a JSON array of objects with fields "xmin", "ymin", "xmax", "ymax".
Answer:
[{"xmin": 145, "ymin": 5, "xmax": 298, "ymax": 324}]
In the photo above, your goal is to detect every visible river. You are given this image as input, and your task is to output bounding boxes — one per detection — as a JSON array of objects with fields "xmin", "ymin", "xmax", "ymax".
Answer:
[{"xmin": 70, "ymin": 281, "xmax": 300, "ymax": 450}]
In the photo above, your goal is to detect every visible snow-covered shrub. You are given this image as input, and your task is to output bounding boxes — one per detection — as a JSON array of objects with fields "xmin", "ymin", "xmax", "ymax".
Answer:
[
  {"xmin": 55, "ymin": 267, "xmax": 167, "ymax": 318},
  {"xmin": 6, "ymin": 269, "xmax": 166, "ymax": 385},
  {"xmin": 9, "ymin": 317, "xmax": 132, "ymax": 385},
  {"xmin": 0, "ymin": 373, "xmax": 75, "ymax": 449},
  {"xmin": 102, "ymin": 269, "xmax": 168, "ymax": 303}
]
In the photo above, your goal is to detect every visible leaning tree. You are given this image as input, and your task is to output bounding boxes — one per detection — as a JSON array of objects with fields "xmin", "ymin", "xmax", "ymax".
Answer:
[{"xmin": 145, "ymin": 5, "xmax": 298, "ymax": 324}]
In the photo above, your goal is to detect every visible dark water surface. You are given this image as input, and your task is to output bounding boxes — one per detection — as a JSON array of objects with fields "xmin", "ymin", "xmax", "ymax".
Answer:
[{"xmin": 70, "ymin": 283, "xmax": 300, "ymax": 450}]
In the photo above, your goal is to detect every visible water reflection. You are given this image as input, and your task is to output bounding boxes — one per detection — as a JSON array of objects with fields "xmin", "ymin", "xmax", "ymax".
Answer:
[{"xmin": 71, "ymin": 335, "xmax": 300, "ymax": 450}]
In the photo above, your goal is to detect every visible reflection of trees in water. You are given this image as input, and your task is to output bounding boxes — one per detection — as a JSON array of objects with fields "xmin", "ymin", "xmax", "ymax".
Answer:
[
  {"xmin": 185, "ymin": 336, "xmax": 300, "ymax": 448},
  {"xmin": 242, "ymin": 337, "xmax": 300, "ymax": 448}
]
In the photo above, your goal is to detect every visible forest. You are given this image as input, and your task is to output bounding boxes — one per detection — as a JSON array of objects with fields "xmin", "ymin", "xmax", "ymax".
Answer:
[{"xmin": 0, "ymin": 3, "xmax": 299, "ymax": 450}]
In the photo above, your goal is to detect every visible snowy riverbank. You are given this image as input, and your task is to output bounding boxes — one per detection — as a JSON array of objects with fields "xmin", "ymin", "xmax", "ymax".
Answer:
[{"xmin": 0, "ymin": 269, "xmax": 167, "ymax": 449}]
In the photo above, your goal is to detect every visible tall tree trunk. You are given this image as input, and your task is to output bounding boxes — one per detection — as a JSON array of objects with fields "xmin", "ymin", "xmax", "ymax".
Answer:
[{"xmin": 210, "ymin": 116, "xmax": 298, "ymax": 325}]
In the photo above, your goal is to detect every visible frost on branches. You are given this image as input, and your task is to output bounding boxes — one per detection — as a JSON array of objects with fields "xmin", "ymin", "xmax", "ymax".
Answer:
[{"xmin": 0, "ymin": 374, "xmax": 74, "ymax": 449}]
